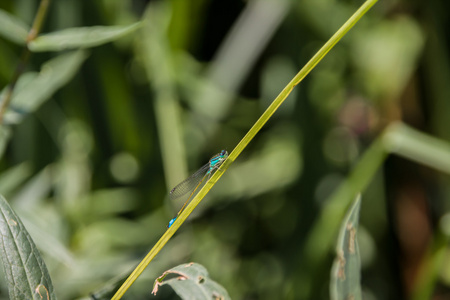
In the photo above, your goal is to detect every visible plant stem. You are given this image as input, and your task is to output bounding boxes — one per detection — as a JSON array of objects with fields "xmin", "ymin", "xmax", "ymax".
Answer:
[
  {"xmin": 111, "ymin": 0, "xmax": 378, "ymax": 299},
  {"xmin": 0, "ymin": 0, "xmax": 50, "ymax": 124}
]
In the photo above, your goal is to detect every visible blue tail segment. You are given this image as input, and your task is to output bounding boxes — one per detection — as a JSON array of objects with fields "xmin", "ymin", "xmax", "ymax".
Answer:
[{"xmin": 167, "ymin": 217, "xmax": 176, "ymax": 228}]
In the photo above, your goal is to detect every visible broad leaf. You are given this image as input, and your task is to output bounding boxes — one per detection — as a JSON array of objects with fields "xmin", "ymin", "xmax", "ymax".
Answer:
[
  {"xmin": 0, "ymin": 9, "xmax": 29, "ymax": 45},
  {"xmin": 29, "ymin": 23, "xmax": 141, "ymax": 52},
  {"xmin": 0, "ymin": 194, "xmax": 56, "ymax": 299},
  {"xmin": 330, "ymin": 195, "xmax": 362, "ymax": 300},
  {"xmin": 4, "ymin": 50, "xmax": 88, "ymax": 124},
  {"xmin": 152, "ymin": 263, "xmax": 230, "ymax": 300}
]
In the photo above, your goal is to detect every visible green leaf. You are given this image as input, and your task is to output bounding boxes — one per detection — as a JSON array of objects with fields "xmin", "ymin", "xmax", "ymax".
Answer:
[
  {"xmin": 4, "ymin": 50, "xmax": 88, "ymax": 124},
  {"xmin": 0, "ymin": 9, "xmax": 29, "ymax": 45},
  {"xmin": 0, "ymin": 162, "xmax": 31, "ymax": 197},
  {"xmin": 383, "ymin": 122, "xmax": 450, "ymax": 175},
  {"xmin": 330, "ymin": 195, "xmax": 362, "ymax": 300},
  {"xmin": 0, "ymin": 194, "xmax": 56, "ymax": 299},
  {"xmin": 152, "ymin": 263, "xmax": 230, "ymax": 300},
  {"xmin": 28, "ymin": 22, "xmax": 141, "ymax": 52}
]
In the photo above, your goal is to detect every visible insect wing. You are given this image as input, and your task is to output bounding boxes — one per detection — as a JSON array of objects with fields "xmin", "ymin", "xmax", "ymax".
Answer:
[{"xmin": 169, "ymin": 163, "xmax": 210, "ymax": 200}]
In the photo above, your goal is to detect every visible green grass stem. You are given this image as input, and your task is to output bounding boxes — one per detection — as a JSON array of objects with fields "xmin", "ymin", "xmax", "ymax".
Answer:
[{"xmin": 111, "ymin": 0, "xmax": 378, "ymax": 298}]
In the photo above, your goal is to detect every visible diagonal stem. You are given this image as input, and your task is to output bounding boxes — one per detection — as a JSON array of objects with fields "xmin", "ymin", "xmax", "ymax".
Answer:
[{"xmin": 111, "ymin": 0, "xmax": 378, "ymax": 299}]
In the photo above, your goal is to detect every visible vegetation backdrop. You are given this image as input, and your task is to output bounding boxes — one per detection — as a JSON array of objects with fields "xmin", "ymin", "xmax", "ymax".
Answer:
[{"xmin": 0, "ymin": 0, "xmax": 449, "ymax": 299}]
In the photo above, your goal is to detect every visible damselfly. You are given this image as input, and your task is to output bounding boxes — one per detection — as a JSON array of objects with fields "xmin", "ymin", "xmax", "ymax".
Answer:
[{"xmin": 167, "ymin": 150, "xmax": 228, "ymax": 228}]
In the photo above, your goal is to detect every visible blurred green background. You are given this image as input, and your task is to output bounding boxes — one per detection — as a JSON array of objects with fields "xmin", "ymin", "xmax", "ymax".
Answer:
[{"xmin": 0, "ymin": 0, "xmax": 449, "ymax": 299}]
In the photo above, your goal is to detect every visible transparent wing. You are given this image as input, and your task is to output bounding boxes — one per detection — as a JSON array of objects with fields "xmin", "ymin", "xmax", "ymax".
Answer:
[{"xmin": 169, "ymin": 163, "xmax": 210, "ymax": 200}]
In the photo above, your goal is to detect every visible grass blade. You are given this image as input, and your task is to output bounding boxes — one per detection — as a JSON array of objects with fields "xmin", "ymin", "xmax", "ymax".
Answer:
[
  {"xmin": 111, "ymin": 0, "xmax": 377, "ymax": 298},
  {"xmin": 330, "ymin": 195, "xmax": 362, "ymax": 300}
]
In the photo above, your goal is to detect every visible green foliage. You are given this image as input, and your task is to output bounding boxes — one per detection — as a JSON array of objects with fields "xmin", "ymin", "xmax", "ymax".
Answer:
[
  {"xmin": 0, "ymin": 194, "xmax": 56, "ymax": 300},
  {"xmin": 330, "ymin": 195, "xmax": 362, "ymax": 300},
  {"xmin": 0, "ymin": 0, "xmax": 449, "ymax": 299},
  {"xmin": 0, "ymin": 163, "xmax": 30, "ymax": 197},
  {"xmin": 29, "ymin": 23, "xmax": 141, "ymax": 52},
  {"xmin": 4, "ymin": 50, "xmax": 88, "ymax": 124},
  {"xmin": 383, "ymin": 123, "xmax": 450, "ymax": 174},
  {"xmin": 0, "ymin": 9, "xmax": 28, "ymax": 45},
  {"xmin": 152, "ymin": 263, "xmax": 230, "ymax": 300}
]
